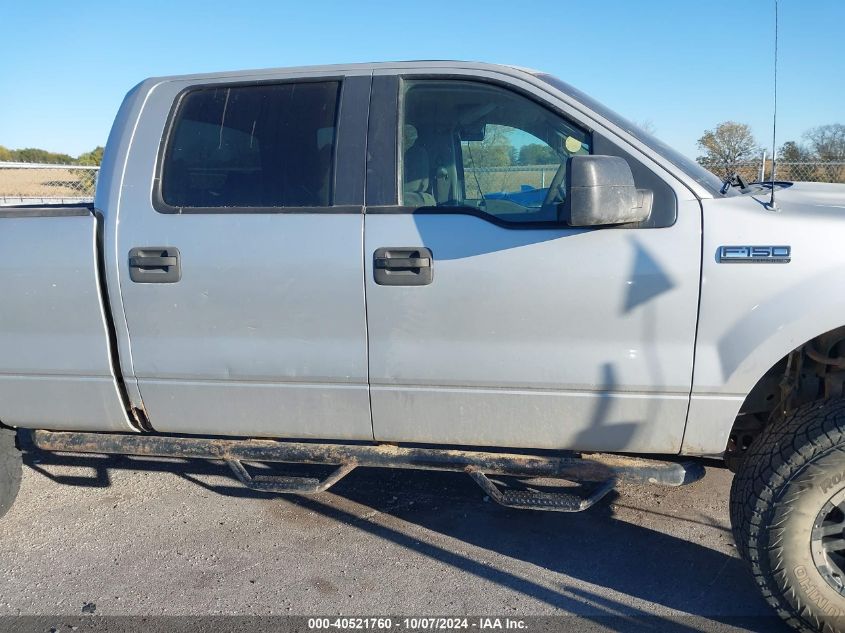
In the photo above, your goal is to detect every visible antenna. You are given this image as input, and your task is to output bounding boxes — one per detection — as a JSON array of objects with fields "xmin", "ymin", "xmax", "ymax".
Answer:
[{"xmin": 765, "ymin": 0, "xmax": 779, "ymax": 211}]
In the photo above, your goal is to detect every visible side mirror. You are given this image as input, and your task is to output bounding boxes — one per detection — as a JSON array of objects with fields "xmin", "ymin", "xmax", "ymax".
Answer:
[{"xmin": 562, "ymin": 155, "xmax": 653, "ymax": 226}]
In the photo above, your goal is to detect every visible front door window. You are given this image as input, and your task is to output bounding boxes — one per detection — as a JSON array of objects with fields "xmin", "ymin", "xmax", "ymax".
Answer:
[{"xmin": 400, "ymin": 80, "xmax": 590, "ymax": 224}]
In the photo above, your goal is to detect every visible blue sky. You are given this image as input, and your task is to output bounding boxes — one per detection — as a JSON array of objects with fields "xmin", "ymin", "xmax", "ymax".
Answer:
[{"xmin": 1, "ymin": 0, "xmax": 842, "ymax": 160}]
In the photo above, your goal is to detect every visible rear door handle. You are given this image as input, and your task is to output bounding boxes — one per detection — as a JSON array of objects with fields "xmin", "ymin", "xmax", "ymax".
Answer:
[
  {"xmin": 128, "ymin": 247, "xmax": 181, "ymax": 283},
  {"xmin": 373, "ymin": 247, "xmax": 433, "ymax": 286}
]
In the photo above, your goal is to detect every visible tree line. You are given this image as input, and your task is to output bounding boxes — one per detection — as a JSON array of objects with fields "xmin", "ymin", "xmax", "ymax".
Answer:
[
  {"xmin": 0, "ymin": 145, "xmax": 104, "ymax": 166},
  {"xmin": 696, "ymin": 122, "xmax": 845, "ymax": 180}
]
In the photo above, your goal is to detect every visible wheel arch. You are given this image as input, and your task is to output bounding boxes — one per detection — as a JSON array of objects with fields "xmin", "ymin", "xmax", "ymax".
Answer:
[{"xmin": 683, "ymin": 321, "xmax": 845, "ymax": 462}]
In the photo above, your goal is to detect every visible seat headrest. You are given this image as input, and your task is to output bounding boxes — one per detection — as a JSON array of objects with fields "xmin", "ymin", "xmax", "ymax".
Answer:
[{"xmin": 403, "ymin": 124, "xmax": 419, "ymax": 151}]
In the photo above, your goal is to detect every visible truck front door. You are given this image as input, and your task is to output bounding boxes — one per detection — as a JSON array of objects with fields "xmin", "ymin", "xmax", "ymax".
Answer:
[{"xmin": 363, "ymin": 73, "xmax": 701, "ymax": 452}]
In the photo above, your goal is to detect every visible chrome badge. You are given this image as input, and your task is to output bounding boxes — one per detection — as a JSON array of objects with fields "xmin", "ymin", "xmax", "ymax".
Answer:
[{"xmin": 718, "ymin": 245, "xmax": 791, "ymax": 263}]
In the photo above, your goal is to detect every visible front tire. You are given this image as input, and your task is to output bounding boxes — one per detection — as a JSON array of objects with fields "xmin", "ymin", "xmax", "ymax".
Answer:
[
  {"xmin": 731, "ymin": 400, "xmax": 845, "ymax": 632},
  {"xmin": 0, "ymin": 426, "xmax": 22, "ymax": 519}
]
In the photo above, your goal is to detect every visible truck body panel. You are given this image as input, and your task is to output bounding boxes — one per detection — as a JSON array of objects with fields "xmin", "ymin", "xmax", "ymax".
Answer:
[
  {"xmin": 365, "ymin": 210, "xmax": 699, "ymax": 452},
  {"xmin": 117, "ymin": 213, "xmax": 372, "ymax": 439},
  {"xmin": 0, "ymin": 210, "xmax": 131, "ymax": 431},
  {"xmin": 683, "ymin": 183, "xmax": 845, "ymax": 454}
]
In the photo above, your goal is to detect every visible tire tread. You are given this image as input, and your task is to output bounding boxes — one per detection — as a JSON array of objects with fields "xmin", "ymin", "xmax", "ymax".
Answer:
[{"xmin": 731, "ymin": 400, "xmax": 845, "ymax": 632}]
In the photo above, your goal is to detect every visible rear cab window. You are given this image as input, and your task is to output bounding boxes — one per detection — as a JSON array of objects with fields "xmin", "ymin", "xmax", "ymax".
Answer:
[{"xmin": 157, "ymin": 81, "xmax": 340, "ymax": 211}]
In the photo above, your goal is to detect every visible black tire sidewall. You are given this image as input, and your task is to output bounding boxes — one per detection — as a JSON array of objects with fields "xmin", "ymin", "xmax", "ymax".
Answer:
[
  {"xmin": 730, "ymin": 445, "xmax": 758, "ymax": 561},
  {"xmin": 0, "ymin": 427, "xmax": 22, "ymax": 519},
  {"xmin": 759, "ymin": 444, "xmax": 845, "ymax": 629}
]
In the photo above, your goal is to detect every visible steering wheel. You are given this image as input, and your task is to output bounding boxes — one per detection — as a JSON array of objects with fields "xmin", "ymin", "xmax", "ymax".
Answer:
[{"xmin": 540, "ymin": 161, "xmax": 567, "ymax": 212}]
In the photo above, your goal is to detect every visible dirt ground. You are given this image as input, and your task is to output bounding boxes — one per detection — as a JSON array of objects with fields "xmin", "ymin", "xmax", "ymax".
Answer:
[{"xmin": 0, "ymin": 444, "xmax": 792, "ymax": 632}]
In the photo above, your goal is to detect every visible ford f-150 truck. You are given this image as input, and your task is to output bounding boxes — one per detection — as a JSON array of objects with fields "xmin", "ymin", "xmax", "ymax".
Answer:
[{"xmin": 2, "ymin": 61, "xmax": 845, "ymax": 631}]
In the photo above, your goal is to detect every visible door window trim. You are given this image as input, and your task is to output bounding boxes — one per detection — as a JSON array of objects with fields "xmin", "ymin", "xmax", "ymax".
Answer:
[
  {"xmin": 364, "ymin": 204, "xmax": 575, "ymax": 230},
  {"xmin": 152, "ymin": 75, "xmax": 370, "ymax": 214}
]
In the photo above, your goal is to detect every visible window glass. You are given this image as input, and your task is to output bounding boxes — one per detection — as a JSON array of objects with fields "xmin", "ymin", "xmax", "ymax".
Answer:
[
  {"xmin": 401, "ymin": 80, "xmax": 590, "ymax": 223},
  {"xmin": 162, "ymin": 81, "xmax": 340, "ymax": 209}
]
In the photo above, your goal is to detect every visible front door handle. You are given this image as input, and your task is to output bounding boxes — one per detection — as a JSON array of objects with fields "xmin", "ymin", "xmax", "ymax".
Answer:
[
  {"xmin": 128, "ymin": 247, "xmax": 181, "ymax": 283},
  {"xmin": 374, "ymin": 256, "xmax": 431, "ymax": 270},
  {"xmin": 373, "ymin": 247, "xmax": 433, "ymax": 286}
]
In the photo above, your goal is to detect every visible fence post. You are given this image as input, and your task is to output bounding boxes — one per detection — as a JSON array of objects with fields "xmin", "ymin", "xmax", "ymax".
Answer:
[{"xmin": 760, "ymin": 149, "xmax": 767, "ymax": 182}]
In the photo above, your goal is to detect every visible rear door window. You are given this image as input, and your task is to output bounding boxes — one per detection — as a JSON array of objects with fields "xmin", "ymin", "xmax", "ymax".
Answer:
[{"xmin": 160, "ymin": 81, "xmax": 340, "ymax": 210}]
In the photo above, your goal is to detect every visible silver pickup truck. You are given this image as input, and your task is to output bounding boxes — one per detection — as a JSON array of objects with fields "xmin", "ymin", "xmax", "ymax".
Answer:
[{"xmin": 2, "ymin": 61, "xmax": 844, "ymax": 631}]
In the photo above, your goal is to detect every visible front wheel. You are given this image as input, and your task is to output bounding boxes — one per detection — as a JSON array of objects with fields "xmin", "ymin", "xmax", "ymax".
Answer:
[
  {"xmin": 731, "ymin": 400, "xmax": 845, "ymax": 632},
  {"xmin": 0, "ymin": 426, "xmax": 22, "ymax": 519}
]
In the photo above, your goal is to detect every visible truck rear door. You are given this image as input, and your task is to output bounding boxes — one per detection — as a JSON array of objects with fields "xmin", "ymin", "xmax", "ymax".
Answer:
[{"xmin": 113, "ymin": 72, "xmax": 373, "ymax": 440}]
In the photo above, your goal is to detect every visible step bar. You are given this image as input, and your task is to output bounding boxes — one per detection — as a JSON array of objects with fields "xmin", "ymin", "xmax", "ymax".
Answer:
[{"xmin": 28, "ymin": 430, "xmax": 705, "ymax": 511}]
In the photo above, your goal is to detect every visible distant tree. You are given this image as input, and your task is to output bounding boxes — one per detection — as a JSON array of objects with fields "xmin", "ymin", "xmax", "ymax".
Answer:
[
  {"xmin": 10, "ymin": 147, "xmax": 74, "ymax": 164},
  {"xmin": 77, "ymin": 146, "xmax": 104, "ymax": 165},
  {"xmin": 0, "ymin": 145, "xmax": 12, "ymax": 161},
  {"xmin": 461, "ymin": 125, "xmax": 514, "ymax": 168},
  {"xmin": 803, "ymin": 124, "xmax": 845, "ymax": 160},
  {"xmin": 517, "ymin": 143, "xmax": 558, "ymax": 165},
  {"xmin": 779, "ymin": 141, "xmax": 810, "ymax": 162},
  {"xmin": 696, "ymin": 121, "xmax": 759, "ymax": 179}
]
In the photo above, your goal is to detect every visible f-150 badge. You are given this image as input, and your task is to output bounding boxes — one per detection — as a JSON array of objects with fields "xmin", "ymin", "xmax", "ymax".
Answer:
[{"xmin": 718, "ymin": 246, "xmax": 791, "ymax": 263}]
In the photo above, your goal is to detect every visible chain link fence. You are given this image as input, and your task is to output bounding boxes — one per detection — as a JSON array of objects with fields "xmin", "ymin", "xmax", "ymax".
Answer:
[
  {"xmin": 464, "ymin": 165, "xmax": 557, "ymax": 199},
  {"xmin": 695, "ymin": 150, "xmax": 845, "ymax": 184},
  {"xmin": 0, "ymin": 162, "xmax": 98, "ymax": 206},
  {"xmin": 1, "ymin": 156, "xmax": 843, "ymax": 206},
  {"xmin": 727, "ymin": 158, "xmax": 845, "ymax": 184},
  {"xmin": 469, "ymin": 157, "xmax": 845, "ymax": 199}
]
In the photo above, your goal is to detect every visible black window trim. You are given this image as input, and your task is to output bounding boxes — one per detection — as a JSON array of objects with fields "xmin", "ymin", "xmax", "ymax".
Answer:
[
  {"xmin": 364, "ymin": 75, "xmax": 399, "ymax": 208},
  {"xmin": 365, "ymin": 204, "xmax": 580, "ymax": 231},
  {"xmin": 366, "ymin": 72, "xmax": 676, "ymax": 230},
  {"xmin": 152, "ymin": 75, "xmax": 369, "ymax": 215}
]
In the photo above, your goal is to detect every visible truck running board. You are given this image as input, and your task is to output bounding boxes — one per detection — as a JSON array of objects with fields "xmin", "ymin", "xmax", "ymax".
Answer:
[
  {"xmin": 467, "ymin": 469, "xmax": 617, "ymax": 512},
  {"xmin": 28, "ymin": 430, "xmax": 705, "ymax": 512},
  {"xmin": 226, "ymin": 459, "xmax": 356, "ymax": 494}
]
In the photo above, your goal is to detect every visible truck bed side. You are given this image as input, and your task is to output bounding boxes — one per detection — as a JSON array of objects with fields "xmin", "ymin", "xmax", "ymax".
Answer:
[{"xmin": 0, "ymin": 206, "xmax": 133, "ymax": 432}]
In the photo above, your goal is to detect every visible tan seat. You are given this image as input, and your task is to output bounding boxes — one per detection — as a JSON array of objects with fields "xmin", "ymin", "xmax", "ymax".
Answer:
[{"xmin": 402, "ymin": 125, "xmax": 436, "ymax": 207}]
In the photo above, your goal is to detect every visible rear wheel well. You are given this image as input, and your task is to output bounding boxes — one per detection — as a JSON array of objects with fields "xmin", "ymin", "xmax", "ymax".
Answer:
[{"xmin": 725, "ymin": 324, "xmax": 845, "ymax": 471}]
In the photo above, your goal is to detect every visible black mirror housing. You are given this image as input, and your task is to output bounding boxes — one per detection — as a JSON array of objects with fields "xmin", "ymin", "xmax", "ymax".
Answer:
[
  {"xmin": 562, "ymin": 155, "xmax": 652, "ymax": 226},
  {"xmin": 459, "ymin": 123, "xmax": 486, "ymax": 142}
]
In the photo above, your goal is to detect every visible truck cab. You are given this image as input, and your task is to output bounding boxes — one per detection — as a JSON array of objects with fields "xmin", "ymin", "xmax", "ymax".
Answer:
[{"xmin": 93, "ymin": 62, "xmax": 705, "ymax": 453}]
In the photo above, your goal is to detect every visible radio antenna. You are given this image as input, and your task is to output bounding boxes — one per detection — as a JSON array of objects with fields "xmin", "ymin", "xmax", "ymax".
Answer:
[{"xmin": 765, "ymin": 0, "xmax": 780, "ymax": 210}]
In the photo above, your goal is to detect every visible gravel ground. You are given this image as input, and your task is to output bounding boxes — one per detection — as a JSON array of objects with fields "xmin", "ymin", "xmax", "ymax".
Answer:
[{"xmin": 0, "ymin": 443, "xmax": 792, "ymax": 632}]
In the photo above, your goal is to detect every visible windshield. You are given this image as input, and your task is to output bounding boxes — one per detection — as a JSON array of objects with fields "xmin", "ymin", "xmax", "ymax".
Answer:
[{"xmin": 535, "ymin": 73, "xmax": 729, "ymax": 197}]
